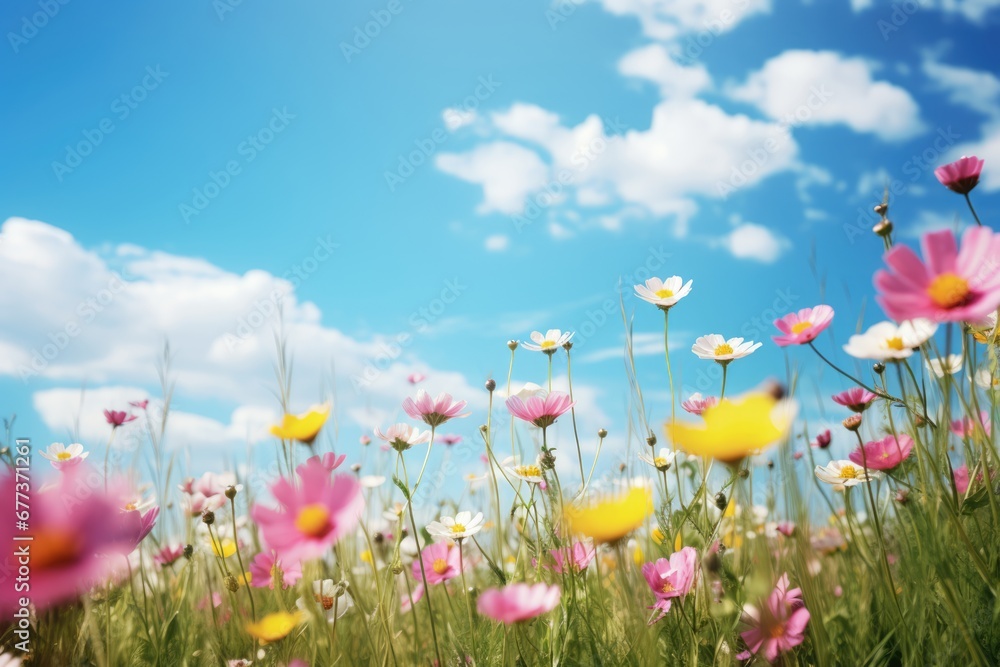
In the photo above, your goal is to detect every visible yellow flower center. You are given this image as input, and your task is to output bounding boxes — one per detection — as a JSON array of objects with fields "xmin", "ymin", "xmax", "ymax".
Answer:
[
  {"xmin": 124, "ymin": 502, "xmax": 137, "ymax": 511},
  {"xmin": 450, "ymin": 523, "xmax": 466, "ymax": 534},
  {"xmin": 360, "ymin": 550, "xmax": 374, "ymax": 564},
  {"xmin": 791, "ymin": 321, "xmax": 813, "ymax": 334},
  {"xmin": 316, "ymin": 594, "xmax": 335, "ymax": 611},
  {"xmin": 540, "ymin": 340, "xmax": 557, "ymax": 349},
  {"xmin": 714, "ymin": 343, "xmax": 734, "ymax": 356},
  {"xmin": 515, "ymin": 465, "xmax": 542, "ymax": 478},
  {"xmin": 927, "ymin": 273, "xmax": 971, "ymax": 309},
  {"xmin": 769, "ymin": 624, "xmax": 786, "ymax": 639},
  {"xmin": 885, "ymin": 336, "xmax": 905, "ymax": 351},
  {"xmin": 661, "ymin": 581, "xmax": 675, "ymax": 594},
  {"xmin": 295, "ymin": 504, "xmax": 331, "ymax": 538},
  {"xmin": 432, "ymin": 558, "xmax": 449, "ymax": 575},
  {"xmin": 32, "ymin": 528, "xmax": 82, "ymax": 571},
  {"xmin": 655, "ymin": 288, "xmax": 675, "ymax": 298},
  {"xmin": 653, "ymin": 457, "xmax": 668, "ymax": 467},
  {"xmin": 56, "ymin": 451, "xmax": 73, "ymax": 460},
  {"xmin": 839, "ymin": 465, "xmax": 859, "ymax": 480}
]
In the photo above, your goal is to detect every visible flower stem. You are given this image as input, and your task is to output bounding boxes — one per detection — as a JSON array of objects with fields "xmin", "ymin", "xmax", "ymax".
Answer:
[
  {"xmin": 807, "ymin": 342, "xmax": 902, "ymax": 403},
  {"xmin": 565, "ymin": 348, "xmax": 586, "ymax": 486},
  {"xmin": 964, "ymin": 192, "xmax": 983, "ymax": 226},
  {"xmin": 459, "ymin": 545, "xmax": 479, "ymax": 661},
  {"xmin": 720, "ymin": 363, "xmax": 728, "ymax": 401},
  {"xmin": 229, "ymin": 497, "xmax": 257, "ymax": 623}
]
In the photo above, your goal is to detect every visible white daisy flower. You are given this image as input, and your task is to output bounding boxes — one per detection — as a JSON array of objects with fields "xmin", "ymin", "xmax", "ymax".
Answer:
[
  {"xmin": 373, "ymin": 423, "xmax": 431, "ymax": 452},
  {"xmin": 926, "ymin": 354, "xmax": 963, "ymax": 378},
  {"xmin": 38, "ymin": 442, "xmax": 89, "ymax": 468},
  {"xmin": 296, "ymin": 579, "xmax": 353, "ymax": 622},
  {"xmin": 359, "ymin": 475, "xmax": 386, "ymax": 488},
  {"xmin": 501, "ymin": 456, "xmax": 545, "ymax": 484},
  {"xmin": 975, "ymin": 369, "xmax": 999, "ymax": 391},
  {"xmin": 691, "ymin": 334, "xmax": 762, "ymax": 363},
  {"xmin": 815, "ymin": 460, "xmax": 879, "ymax": 487},
  {"xmin": 842, "ymin": 319, "xmax": 937, "ymax": 361},
  {"xmin": 639, "ymin": 447, "xmax": 676, "ymax": 472},
  {"xmin": 634, "ymin": 276, "xmax": 693, "ymax": 310},
  {"xmin": 522, "ymin": 329, "xmax": 574, "ymax": 353},
  {"xmin": 426, "ymin": 511, "xmax": 484, "ymax": 541}
]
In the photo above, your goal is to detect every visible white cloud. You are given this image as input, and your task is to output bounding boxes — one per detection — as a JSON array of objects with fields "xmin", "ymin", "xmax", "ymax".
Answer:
[
  {"xmin": 435, "ymin": 142, "xmax": 550, "ymax": 214},
  {"xmin": 443, "ymin": 107, "xmax": 478, "ymax": 131},
  {"xmin": 930, "ymin": 0, "xmax": 1000, "ymax": 23},
  {"xmin": 618, "ymin": 43, "xmax": 712, "ymax": 98},
  {"xmin": 484, "ymin": 234, "xmax": 509, "ymax": 251},
  {"xmin": 849, "ymin": 0, "xmax": 874, "ymax": 10},
  {"xmin": 716, "ymin": 222, "xmax": 790, "ymax": 263},
  {"xmin": 729, "ymin": 50, "xmax": 924, "ymax": 141},
  {"xmin": 580, "ymin": 331, "xmax": 684, "ymax": 363},
  {"xmin": 436, "ymin": 100, "xmax": 798, "ymax": 232},
  {"xmin": 595, "ymin": 0, "xmax": 771, "ymax": 41},
  {"xmin": 922, "ymin": 55, "xmax": 1000, "ymax": 118},
  {"xmin": 0, "ymin": 217, "xmax": 488, "ymax": 453}
]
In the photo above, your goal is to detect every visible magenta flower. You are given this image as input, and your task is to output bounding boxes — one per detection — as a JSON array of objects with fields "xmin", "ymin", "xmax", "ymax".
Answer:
[
  {"xmin": 119, "ymin": 506, "xmax": 159, "ymax": 553},
  {"xmin": 954, "ymin": 464, "xmax": 970, "ymax": 495},
  {"xmin": 249, "ymin": 549, "xmax": 303, "ymax": 589},
  {"xmin": 736, "ymin": 573, "xmax": 810, "ymax": 663},
  {"xmin": 540, "ymin": 542, "xmax": 595, "ymax": 574},
  {"xmin": 104, "ymin": 409, "xmax": 137, "ymax": 428},
  {"xmin": 772, "ymin": 306, "xmax": 834, "ymax": 347},
  {"xmin": 251, "ymin": 463, "xmax": 363, "ymax": 562},
  {"xmin": 412, "ymin": 541, "xmax": 463, "ymax": 585},
  {"xmin": 810, "ymin": 429, "xmax": 832, "ymax": 450},
  {"xmin": 0, "ymin": 468, "xmax": 135, "ymax": 614},
  {"xmin": 402, "ymin": 390, "xmax": 469, "ymax": 428},
  {"xmin": 506, "ymin": 391, "xmax": 575, "ymax": 428},
  {"xmin": 935, "ymin": 155, "xmax": 984, "ymax": 194},
  {"xmin": 831, "ymin": 388, "xmax": 877, "ymax": 413},
  {"xmin": 950, "ymin": 411, "xmax": 991, "ymax": 439},
  {"xmin": 476, "ymin": 583, "xmax": 561, "ymax": 624},
  {"xmin": 296, "ymin": 452, "xmax": 347, "ymax": 476},
  {"xmin": 849, "ymin": 434, "xmax": 914, "ymax": 471},
  {"xmin": 641, "ymin": 546, "xmax": 698, "ymax": 623},
  {"xmin": 154, "ymin": 543, "xmax": 186, "ymax": 567},
  {"xmin": 407, "ymin": 372, "xmax": 426, "ymax": 384},
  {"xmin": 681, "ymin": 393, "xmax": 717, "ymax": 416},
  {"xmin": 875, "ymin": 227, "xmax": 1000, "ymax": 323},
  {"xmin": 440, "ymin": 434, "xmax": 463, "ymax": 446},
  {"xmin": 401, "ymin": 582, "xmax": 425, "ymax": 613},
  {"xmin": 129, "ymin": 399, "xmax": 149, "ymax": 410}
]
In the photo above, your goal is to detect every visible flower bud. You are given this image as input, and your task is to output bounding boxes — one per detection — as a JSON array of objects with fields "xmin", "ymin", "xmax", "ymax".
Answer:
[
  {"xmin": 351, "ymin": 463, "xmax": 362, "ymax": 473},
  {"xmin": 183, "ymin": 544, "xmax": 194, "ymax": 560},
  {"xmin": 873, "ymin": 202, "xmax": 888, "ymax": 217},
  {"xmin": 646, "ymin": 434, "xmax": 657, "ymax": 447},
  {"xmin": 507, "ymin": 340, "xmax": 518, "ymax": 351},
  {"xmin": 895, "ymin": 489, "xmax": 909, "ymax": 505},
  {"xmin": 598, "ymin": 428, "xmax": 608, "ymax": 438},
  {"xmin": 873, "ymin": 362, "xmax": 886, "ymax": 375},
  {"xmin": 714, "ymin": 492, "xmax": 727, "ymax": 510},
  {"xmin": 562, "ymin": 341, "xmax": 573, "ymax": 351},
  {"xmin": 224, "ymin": 575, "xmax": 239, "ymax": 592},
  {"xmin": 391, "ymin": 562, "xmax": 404, "ymax": 575},
  {"xmin": 540, "ymin": 450, "xmax": 556, "ymax": 470},
  {"xmin": 842, "ymin": 415, "xmax": 863, "ymax": 432},
  {"xmin": 618, "ymin": 463, "xmax": 627, "ymax": 473},
  {"xmin": 201, "ymin": 511, "xmax": 215, "ymax": 525},
  {"xmin": 873, "ymin": 219, "xmax": 893, "ymax": 237},
  {"xmin": 373, "ymin": 532, "xmax": 385, "ymax": 545},
  {"xmin": 225, "ymin": 485, "xmax": 238, "ymax": 500},
  {"xmin": 485, "ymin": 378, "xmax": 497, "ymax": 392}
]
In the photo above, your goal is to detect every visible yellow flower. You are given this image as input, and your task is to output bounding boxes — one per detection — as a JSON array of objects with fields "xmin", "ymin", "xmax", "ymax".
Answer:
[
  {"xmin": 564, "ymin": 486, "xmax": 652, "ymax": 544},
  {"xmin": 270, "ymin": 403, "xmax": 331, "ymax": 445},
  {"xmin": 651, "ymin": 526, "xmax": 665, "ymax": 545},
  {"xmin": 212, "ymin": 538, "xmax": 237, "ymax": 559},
  {"xmin": 238, "ymin": 571, "xmax": 252, "ymax": 587},
  {"xmin": 632, "ymin": 541, "xmax": 644, "ymax": 566},
  {"xmin": 665, "ymin": 393, "xmax": 795, "ymax": 463},
  {"xmin": 246, "ymin": 611, "xmax": 303, "ymax": 643}
]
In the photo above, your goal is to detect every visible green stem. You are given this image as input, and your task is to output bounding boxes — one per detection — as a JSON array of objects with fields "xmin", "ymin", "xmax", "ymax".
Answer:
[{"xmin": 964, "ymin": 192, "xmax": 983, "ymax": 226}]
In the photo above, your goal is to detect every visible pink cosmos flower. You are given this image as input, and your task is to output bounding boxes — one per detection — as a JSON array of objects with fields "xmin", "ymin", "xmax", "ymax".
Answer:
[
  {"xmin": 249, "ymin": 549, "xmax": 303, "ymax": 589},
  {"xmin": 875, "ymin": 227, "xmax": 1000, "ymax": 323},
  {"xmin": 950, "ymin": 411, "xmax": 991, "ymax": 439},
  {"xmin": 476, "ymin": 583, "xmax": 561, "ymax": 624},
  {"xmin": 0, "ymin": 467, "xmax": 135, "ymax": 614},
  {"xmin": 810, "ymin": 430, "xmax": 832, "ymax": 449},
  {"xmin": 775, "ymin": 522, "xmax": 796, "ymax": 537},
  {"xmin": 120, "ymin": 506, "xmax": 159, "ymax": 553},
  {"xmin": 154, "ymin": 544, "xmax": 185, "ymax": 567},
  {"xmin": 954, "ymin": 464, "xmax": 971, "ymax": 495},
  {"xmin": 506, "ymin": 391, "xmax": 575, "ymax": 429},
  {"xmin": 296, "ymin": 452, "xmax": 347, "ymax": 476},
  {"xmin": 681, "ymin": 393, "xmax": 717, "ymax": 416},
  {"xmin": 831, "ymin": 387, "xmax": 877, "ymax": 413},
  {"xmin": 849, "ymin": 434, "xmax": 913, "ymax": 471},
  {"xmin": 373, "ymin": 423, "xmax": 432, "ymax": 452},
  {"xmin": 412, "ymin": 541, "xmax": 463, "ymax": 585},
  {"xmin": 772, "ymin": 306, "xmax": 834, "ymax": 347},
  {"xmin": 540, "ymin": 542, "xmax": 595, "ymax": 574},
  {"xmin": 129, "ymin": 399, "xmax": 149, "ymax": 410},
  {"xmin": 402, "ymin": 390, "xmax": 469, "ymax": 427},
  {"xmin": 440, "ymin": 434, "xmax": 463, "ymax": 446},
  {"xmin": 104, "ymin": 409, "xmax": 137, "ymax": 428},
  {"xmin": 641, "ymin": 546, "xmax": 698, "ymax": 623},
  {"xmin": 251, "ymin": 462, "xmax": 363, "ymax": 562},
  {"xmin": 360, "ymin": 435, "xmax": 371, "ymax": 446},
  {"xmin": 935, "ymin": 155, "xmax": 984, "ymax": 194},
  {"xmin": 408, "ymin": 372, "xmax": 426, "ymax": 384},
  {"xmin": 736, "ymin": 573, "xmax": 810, "ymax": 663}
]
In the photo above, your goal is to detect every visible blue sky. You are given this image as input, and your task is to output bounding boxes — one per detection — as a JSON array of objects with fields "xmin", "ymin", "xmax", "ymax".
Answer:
[{"xmin": 2, "ymin": 0, "xmax": 999, "ymax": 488}]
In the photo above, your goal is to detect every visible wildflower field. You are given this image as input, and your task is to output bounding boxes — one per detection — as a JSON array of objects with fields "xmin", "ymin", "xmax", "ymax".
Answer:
[{"xmin": 3, "ymin": 155, "xmax": 1000, "ymax": 666}]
